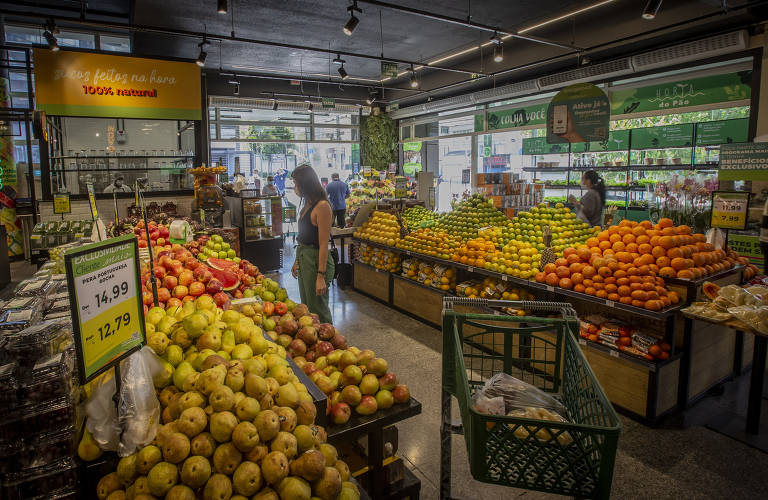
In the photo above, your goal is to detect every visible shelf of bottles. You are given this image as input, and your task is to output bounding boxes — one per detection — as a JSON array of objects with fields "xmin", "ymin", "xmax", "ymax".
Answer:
[{"xmin": 242, "ymin": 197, "xmax": 282, "ymax": 242}]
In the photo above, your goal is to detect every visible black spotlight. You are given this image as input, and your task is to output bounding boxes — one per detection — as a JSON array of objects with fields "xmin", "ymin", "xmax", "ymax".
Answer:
[
  {"xmin": 43, "ymin": 20, "xmax": 59, "ymax": 52},
  {"xmin": 409, "ymin": 65, "xmax": 419, "ymax": 88},
  {"xmin": 196, "ymin": 37, "xmax": 209, "ymax": 67},
  {"xmin": 642, "ymin": 0, "xmax": 662, "ymax": 19},
  {"xmin": 343, "ymin": 0, "xmax": 362, "ymax": 36},
  {"xmin": 491, "ymin": 32, "xmax": 503, "ymax": 63},
  {"xmin": 272, "ymin": 99, "xmax": 279, "ymax": 111},
  {"xmin": 218, "ymin": 0, "xmax": 227, "ymax": 14},
  {"xmin": 338, "ymin": 65, "xmax": 349, "ymax": 80}
]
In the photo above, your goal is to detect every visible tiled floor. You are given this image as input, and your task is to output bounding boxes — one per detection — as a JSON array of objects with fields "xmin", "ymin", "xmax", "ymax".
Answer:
[{"xmin": 8, "ymin": 248, "xmax": 768, "ymax": 499}]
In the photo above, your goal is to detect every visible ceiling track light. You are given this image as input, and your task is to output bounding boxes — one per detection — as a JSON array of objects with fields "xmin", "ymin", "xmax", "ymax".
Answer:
[
  {"xmin": 272, "ymin": 99, "xmax": 279, "ymax": 111},
  {"xmin": 343, "ymin": 0, "xmax": 362, "ymax": 36},
  {"xmin": 642, "ymin": 0, "xmax": 662, "ymax": 19},
  {"xmin": 338, "ymin": 64, "xmax": 349, "ymax": 80},
  {"xmin": 233, "ymin": 83, "xmax": 239, "ymax": 95},
  {"xmin": 332, "ymin": 54, "xmax": 345, "ymax": 65},
  {"xmin": 196, "ymin": 37, "xmax": 209, "ymax": 67},
  {"xmin": 409, "ymin": 65, "xmax": 419, "ymax": 88},
  {"xmin": 491, "ymin": 32, "xmax": 504, "ymax": 63},
  {"xmin": 227, "ymin": 74, "xmax": 240, "ymax": 85},
  {"xmin": 308, "ymin": 102, "xmax": 314, "ymax": 113},
  {"xmin": 217, "ymin": 0, "xmax": 227, "ymax": 14},
  {"xmin": 43, "ymin": 19, "xmax": 59, "ymax": 52}
]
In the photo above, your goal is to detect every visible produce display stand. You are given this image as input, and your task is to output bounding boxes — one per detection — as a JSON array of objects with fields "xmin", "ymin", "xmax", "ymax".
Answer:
[
  {"xmin": 327, "ymin": 398, "xmax": 423, "ymax": 500},
  {"xmin": 681, "ymin": 313, "xmax": 768, "ymax": 452},
  {"xmin": 440, "ymin": 298, "xmax": 621, "ymax": 500},
  {"xmin": 352, "ymin": 237, "xmax": 747, "ymax": 423}
]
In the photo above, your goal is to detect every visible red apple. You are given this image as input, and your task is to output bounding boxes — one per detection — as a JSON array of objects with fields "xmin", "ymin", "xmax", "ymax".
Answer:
[
  {"xmin": 159, "ymin": 227, "xmax": 170, "ymax": 238},
  {"xmin": 138, "ymin": 239, "xmax": 148, "ymax": 249},
  {"xmin": 263, "ymin": 302, "xmax": 275, "ymax": 317},
  {"xmin": 166, "ymin": 297, "xmax": 182, "ymax": 309},
  {"xmin": 156, "ymin": 287, "xmax": 170, "ymax": 303},
  {"xmin": 193, "ymin": 266, "xmax": 213, "ymax": 284},
  {"xmin": 185, "ymin": 258, "xmax": 201, "ymax": 271},
  {"xmin": 189, "ymin": 281, "xmax": 205, "ymax": 297},
  {"xmin": 168, "ymin": 260, "xmax": 184, "ymax": 276},
  {"xmin": 330, "ymin": 403, "xmax": 351, "ymax": 425},
  {"xmin": 274, "ymin": 302, "xmax": 288, "ymax": 315},
  {"xmin": 134, "ymin": 227, "xmax": 142, "ymax": 235},
  {"xmin": 157, "ymin": 255, "xmax": 173, "ymax": 269},
  {"xmin": 142, "ymin": 291, "xmax": 154, "ymax": 305},
  {"xmin": 206, "ymin": 279, "xmax": 223, "ymax": 295},
  {"xmin": 392, "ymin": 384, "xmax": 410, "ymax": 404},
  {"xmin": 302, "ymin": 362, "xmax": 317, "ymax": 376},
  {"xmin": 163, "ymin": 275, "xmax": 178, "ymax": 289},
  {"xmin": 233, "ymin": 289, "xmax": 244, "ymax": 299},
  {"xmin": 172, "ymin": 285, "xmax": 189, "ymax": 299},
  {"xmin": 181, "ymin": 295, "xmax": 194, "ymax": 304},
  {"xmin": 213, "ymin": 292, "xmax": 229, "ymax": 308},
  {"xmin": 378, "ymin": 373, "xmax": 398, "ymax": 391},
  {"xmin": 153, "ymin": 265, "xmax": 166, "ymax": 280},
  {"xmin": 178, "ymin": 270, "xmax": 194, "ymax": 286}
]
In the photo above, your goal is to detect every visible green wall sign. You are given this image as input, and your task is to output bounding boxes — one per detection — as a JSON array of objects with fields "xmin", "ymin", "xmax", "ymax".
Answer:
[
  {"xmin": 695, "ymin": 118, "xmax": 749, "ymax": 146},
  {"xmin": 522, "ymin": 137, "xmax": 569, "ymax": 155},
  {"xmin": 611, "ymin": 71, "xmax": 752, "ymax": 116},
  {"xmin": 728, "ymin": 234, "xmax": 763, "ymax": 273},
  {"xmin": 321, "ymin": 97, "xmax": 336, "ymax": 109},
  {"xmin": 630, "ymin": 124, "xmax": 694, "ymax": 149},
  {"xmin": 547, "ymin": 83, "xmax": 611, "ymax": 144},
  {"xmin": 718, "ymin": 142, "xmax": 768, "ymax": 181},
  {"xmin": 570, "ymin": 130, "xmax": 630, "ymax": 153},
  {"xmin": 403, "ymin": 141, "xmax": 422, "ymax": 152},
  {"xmin": 487, "ymin": 104, "xmax": 547, "ymax": 130}
]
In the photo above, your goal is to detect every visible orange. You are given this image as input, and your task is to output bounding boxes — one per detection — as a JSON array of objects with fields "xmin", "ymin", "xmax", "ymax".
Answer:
[
  {"xmin": 597, "ymin": 231, "xmax": 610, "ymax": 242},
  {"xmin": 563, "ymin": 247, "xmax": 578, "ymax": 258},
  {"xmin": 618, "ymin": 227, "xmax": 632, "ymax": 237},
  {"xmin": 614, "ymin": 269, "xmax": 628, "ymax": 279},
  {"xmin": 546, "ymin": 273, "xmax": 560, "ymax": 286},
  {"xmin": 630, "ymin": 282, "xmax": 643, "ymax": 291},
  {"xmin": 667, "ymin": 247, "xmax": 683, "ymax": 259},
  {"xmin": 676, "ymin": 269, "xmax": 694, "ymax": 279},
  {"xmin": 693, "ymin": 253, "xmax": 706, "ymax": 267},
  {"xmin": 637, "ymin": 264, "xmax": 650, "ymax": 275},
  {"xmin": 625, "ymin": 243, "xmax": 639, "ymax": 254},
  {"xmin": 676, "ymin": 225, "xmax": 691, "ymax": 235},
  {"xmin": 640, "ymin": 220, "xmax": 653, "ymax": 229},
  {"xmin": 559, "ymin": 278, "xmax": 573, "ymax": 289},
  {"xmin": 642, "ymin": 282, "xmax": 655, "ymax": 291},
  {"xmin": 658, "ymin": 218, "xmax": 674, "ymax": 229},
  {"xmin": 619, "ymin": 220, "xmax": 633, "ymax": 227},
  {"xmin": 639, "ymin": 253, "xmax": 655, "ymax": 266},
  {"xmin": 596, "ymin": 289, "xmax": 609, "ymax": 299},
  {"xmin": 645, "ymin": 300, "xmax": 662, "ymax": 311},
  {"xmin": 574, "ymin": 284, "xmax": 586, "ymax": 293},
  {"xmin": 583, "ymin": 279, "xmax": 594, "ymax": 287},
  {"xmin": 616, "ymin": 251, "xmax": 633, "ymax": 263},
  {"xmin": 620, "ymin": 296, "xmax": 633, "ymax": 305},
  {"xmin": 584, "ymin": 287, "xmax": 596, "ymax": 296},
  {"xmin": 608, "ymin": 226, "xmax": 620, "ymax": 235},
  {"xmin": 659, "ymin": 236, "xmax": 675, "ymax": 249},
  {"xmin": 599, "ymin": 240, "xmax": 612, "ymax": 251},
  {"xmin": 571, "ymin": 273, "xmax": 584, "ymax": 285},
  {"xmin": 631, "ymin": 290, "xmax": 648, "ymax": 301},
  {"xmin": 638, "ymin": 243, "xmax": 653, "ymax": 255},
  {"xmin": 648, "ymin": 345, "xmax": 662, "ymax": 357},
  {"xmin": 608, "ymin": 293, "xmax": 621, "ymax": 302},
  {"xmin": 535, "ymin": 272, "xmax": 547, "ymax": 283},
  {"xmin": 605, "ymin": 284, "xmax": 618, "ymax": 294},
  {"xmin": 622, "ymin": 233, "xmax": 636, "ymax": 245},
  {"xmin": 577, "ymin": 247, "xmax": 592, "ymax": 262},
  {"xmin": 543, "ymin": 263, "xmax": 557, "ymax": 274},
  {"xmin": 609, "ymin": 233, "xmax": 622, "ymax": 244},
  {"xmin": 633, "ymin": 300, "xmax": 647, "ymax": 309},
  {"xmin": 582, "ymin": 265, "xmax": 597, "ymax": 278},
  {"xmin": 567, "ymin": 253, "xmax": 581, "ymax": 265},
  {"xmin": 604, "ymin": 276, "xmax": 617, "ymax": 285},
  {"xmin": 618, "ymin": 285, "xmax": 631, "ymax": 297},
  {"xmin": 636, "ymin": 235, "xmax": 650, "ymax": 245},
  {"xmin": 555, "ymin": 258, "xmax": 568, "ymax": 267},
  {"xmin": 570, "ymin": 262, "xmax": 584, "ymax": 274},
  {"xmin": 693, "ymin": 233, "xmax": 707, "ymax": 242},
  {"xmin": 668, "ymin": 291, "xmax": 680, "ymax": 303},
  {"xmin": 612, "ymin": 241, "xmax": 626, "ymax": 252},
  {"xmin": 598, "ymin": 266, "xmax": 612, "ymax": 278},
  {"xmin": 590, "ymin": 247, "xmax": 603, "ymax": 255},
  {"xmin": 556, "ymin": 266, "xmax": 571, "ymax": 278},
  {"xmin": 603, "ymin": 249, "xmax": 616, "ymax": 257},
  {"xmin": 661, "ymin": 227, "xmax": 677, "ymax": 236},
  {"xmin": 591, "ymin": 257, "xmax": 606, "ymax": 268},
  {"xmin": 646, "ymin": 291, "xmax": 659, "ymax": 300},
  {"xmin": 650, "ymin": 235, "xmax": 661, "ymax": 247},
  {"xmin": 586, "ymin": 237, "xmax": 600, "ymax": 248},
  {"xmin": 670, "ymin": 257, "xmax": 687, "ymax": 271},
  {"xmin": 649, "ymin": 264, "xmax": 660, "ymax": 274},
  {"xmin": 627, "ymin": 266, "xmax": 639, "ymax": 276},
  {"xmin": 617, "ymin": 277, "xmax": 630, "ymax": 286}
]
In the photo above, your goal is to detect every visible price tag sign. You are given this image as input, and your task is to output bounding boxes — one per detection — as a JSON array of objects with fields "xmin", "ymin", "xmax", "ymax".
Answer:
[
  {"xmin": 363, "ymin": 166, "xmax": 372, "ymax": 177},
  {"xmin": 711, "ymin": 191, "xmax": 750, "ymax": 230},
  {"xmin": 609, "ymin": 350, "xmax": 620, "ymax": 358},
  {"xmin": 65, "ymin": 234, "xmax": 145, "ymax": 383},
  {"xmin": 86, "ymin": 182, "xmax": 98, "ymax": 220},
  {"xmin": 394, "ymin": 176, "xmax": 408, "ymax": 198},
  {"xmin": 578, "ymin": 338, "xmax": 587, "ymax": 346},
  {"xmin": 53, "ymin": 192, "xmax": 71, "ymax": 214}
]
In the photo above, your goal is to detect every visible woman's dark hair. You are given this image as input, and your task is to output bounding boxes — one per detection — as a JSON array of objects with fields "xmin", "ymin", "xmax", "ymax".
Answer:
[
  {"xmin": 583, "ymin": 170, "xmax": 606, "ymax": 205},
  {"xmin": 291, "ymin": 163, "xmax": 328, "ymax": 210}
]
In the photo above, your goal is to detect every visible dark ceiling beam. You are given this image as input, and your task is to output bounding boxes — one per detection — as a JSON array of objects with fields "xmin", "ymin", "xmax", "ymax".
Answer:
[
  {"xmin": 0, "ymin": 1, "xmax": 129, "ymax": 21},
  {"xmin": 356, "ymin": 0, "xmax": 582, "ymax": 51},
  {"xmin": 0, "ymin": 8, "xmax": 487, "ymax": 77}
]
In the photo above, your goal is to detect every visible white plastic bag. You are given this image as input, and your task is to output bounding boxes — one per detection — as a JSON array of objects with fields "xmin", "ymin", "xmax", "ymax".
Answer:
[{"xmin": 480, "ymin": 373, "xmax": 569, "ymax": 416}]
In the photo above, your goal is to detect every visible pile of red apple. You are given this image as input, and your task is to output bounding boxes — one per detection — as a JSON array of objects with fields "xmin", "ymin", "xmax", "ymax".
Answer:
[
  {"xmin": 133, "ymin": 220, "xmax": 170, "ymax": 248},
  {"xmin": 257, "ymin": 302, "xmax": 411, "ymax": 425}
]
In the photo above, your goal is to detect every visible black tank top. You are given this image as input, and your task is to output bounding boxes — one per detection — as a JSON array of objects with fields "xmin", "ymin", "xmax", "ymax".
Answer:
[{"xmin": 297, "ymin": 200, "xmax": 321, "ymax": 247}]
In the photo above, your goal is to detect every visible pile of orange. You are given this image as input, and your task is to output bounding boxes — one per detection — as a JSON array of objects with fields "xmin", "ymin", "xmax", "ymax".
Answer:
[
  {"xmin": 450, "ymin": 237, "xmax": 501, "ymax": 268},
  {"xmin": 585, "ymin": 218, "xmax": 735, "ymax": 280}
]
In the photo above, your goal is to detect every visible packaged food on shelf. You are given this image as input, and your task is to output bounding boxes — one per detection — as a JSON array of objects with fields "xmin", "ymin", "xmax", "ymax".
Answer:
[
  {"xmin": 0, "ymin": 362, "xmax": 18, "ymax": 409},
  {"xmin": 0, "ymin": 426, "xmax": 78, "ymax": 473},
  {"xmin": 0, "ymin": 302, "xmax": 44, "ymax": 335},
  {"xmin": 17, "ymin": 351, "xmax": 77, "ymax": 406},
  {"xmin": 0, "ymin": 457, "xmax": 78, "ymax": 500},
  {"xmin": 4, "ymin": 319, "xmax": 73, "ymax": 369},
  {"xmin": 0, "ymin": 396, "xmax": 77, "ymax": 443},
  {"xmin": 15, "ymin": 278, "xmax": 56, "ymax": 298}
]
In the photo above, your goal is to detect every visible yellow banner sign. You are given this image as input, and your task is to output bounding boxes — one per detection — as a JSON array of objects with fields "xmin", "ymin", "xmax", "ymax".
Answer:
[
  {"xmin": 53, "ymin": 192, "xmax": 70, "ymax": 214},
  {"xmin": 33, "ymin": 49, "xmax": 201, "ymax": 120}
]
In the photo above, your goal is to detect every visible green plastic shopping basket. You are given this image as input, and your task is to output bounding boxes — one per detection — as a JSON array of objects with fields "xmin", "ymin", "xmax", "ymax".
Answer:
[{"xmin": 440, "ymin": 297, "xmax": 621, "ymax": 500}]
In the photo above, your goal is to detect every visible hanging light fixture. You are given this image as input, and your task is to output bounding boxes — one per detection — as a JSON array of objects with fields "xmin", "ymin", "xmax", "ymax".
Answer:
[
  {"xmin": 227, "ymin": 74, "xmax": 240, "ymax": 85},
  {"xmin": 272, "ymin": 99, "xmax": 279, "ymax": 111},
  {"xmin": 332, "ymin": 54, "xmax": 344, "ymax": 65},
  {"xmin": 217, "ymin": 0, "xmax": 227, "ymax": 14},
  {"xmin": 409, "ymin": 65, "xmax": 419, "ymax": 88},
  {"xmin": 43, "ymin": 20, "xmax": 59, "ymax": 52},
  {"xmin": 491, "ymin": 32, "xmax": 504, "ymax": 63},
  {"xmin": 642, "ymin": 0, "xmax": 662, "ymax": 19},
  {"xmin": 338, "ymin": 64, "xmax": 349, "ymax": 80},
  {"xmin": 196, "ymin": 37, "xmax": 209, "ymax": 67},
  {"xmin": 308, "ymin": 102, "xmax": 314, "ymax": 113},
  {"xmin": 233, "ymin": 83, "xmax": 239, "ymax": 95},
  {"xmin": 343, "ymin": 0, "xmax": 362, "ymax": 36}
]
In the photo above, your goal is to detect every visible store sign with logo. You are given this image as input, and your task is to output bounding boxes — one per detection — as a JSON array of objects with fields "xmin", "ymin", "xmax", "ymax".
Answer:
[
  {"xmin": 610, "ymin": 71, "xmax": 752, "ymax": 116},
  {"xmin": 394, "ymin": 176, "xmax": 408, "ymax": 198},
  {"xmin": 711, "ymin": 191, "xmax": 750, "ymax": 230},
  {"xmin": 487, "ymin": 104, "xmax": 547, "ymax": 131},
  {"xmin": 381, "ymin": 61, "xmax": 399, "ymax": 79},
  {"xmin": 570, "ymin": 129, "xmax": 630, "ymax": 153},
  {"xmin": 65, "ymin": 234, "xmax": 146, "ymax": 382},
  {"xmin": 33, "ymin": 49, "xmax": 202, "ymax": 120},
  {"xmin": 630, "ymin": 124, "xmax": 694, "ymax": 149},
  {"xmin": 718, "ymin": 142, "xmax": 768, "ymax": 181},
  {"xmin": 402, "ymin": 141, "xmax": 422, "ymax": 152},
  {"xmin": 695, "ymin": 118, "xmax": 749, "ymax": 146},
  {"xmin": 522, "ymin": 137, "xmax": 568, "ymax": 155},
  {"xmin": 321, "ymin": 97, "xmax": 336, "ymax": 109},
  {"xmin": 547, "ymin": 83, "xmax": 610, "ymax": 144}
]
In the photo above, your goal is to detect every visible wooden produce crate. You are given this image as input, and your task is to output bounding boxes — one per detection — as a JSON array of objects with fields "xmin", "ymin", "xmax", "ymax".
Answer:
[
  {"xmin": 391, "ymin": 275, "xmax": 445, "ymax": 327},
  {"xmin": 678, "ymin": 319, "xmax": 739, "ymax": 408},
  {"xmin": 353, "ymin": 262, "xmax": 391, "ymax": 303}
]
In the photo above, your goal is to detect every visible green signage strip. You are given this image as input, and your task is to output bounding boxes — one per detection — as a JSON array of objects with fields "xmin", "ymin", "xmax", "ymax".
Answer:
[
  {"xmin": 522, "ymin": 137, "xmax": 569, "ymax": 155},
  {"xmin": 321, "ymin": 97, "xmax": 336, "ymax": 109},
  {"xmin": 65, "ymin": 234, "xmax": 146, "ymax": 383},
  {"xmin": 487, "ymin": 104, "xmax": 547, "ymax": 131},
  {"xmin": 611, "ymin": 71, "xmax": 752, "ymax": 116},
  {"xmin": 547, "ymin": 83, "xmax": 611, "ymax": 144},
  {"xmin": 570, "ymin": 129, "xmax": 630, "ymax": 153},
  {"xmin": 718, "ymin": 142, "xmax": 768, "ymax": 181},
  {"xmin": 381, "ymin": 61, "xmax": 399, "ymax": 79},
  {"xmin": 630, "ymin": 123, "xmax": 694, "ymax": 149},
  {"xmin": 695, "ymin": 118, "xmax": 749, "ymax": 146},
  {"xmin": 728, "ymin": 234, "xmax": 764, "ymax": 273},
  {"xmin": 403, "ymin": 141, "xmax": 422, "ymax": 152}
]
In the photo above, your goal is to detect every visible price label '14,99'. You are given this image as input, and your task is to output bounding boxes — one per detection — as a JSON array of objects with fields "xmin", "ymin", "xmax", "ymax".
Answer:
[{"xmin": 66, "ymin": 234, "xmax": 146, "ymax": 383}]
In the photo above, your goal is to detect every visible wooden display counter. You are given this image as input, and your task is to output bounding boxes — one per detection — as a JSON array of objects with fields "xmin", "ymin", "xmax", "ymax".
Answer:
[
  {"xmin": 391, "ymin": 274, "xmax": 444, "ymax": 327},
  {"xmin": 353, "ymin": 262, "xmax": 391, "ymax": 303}
]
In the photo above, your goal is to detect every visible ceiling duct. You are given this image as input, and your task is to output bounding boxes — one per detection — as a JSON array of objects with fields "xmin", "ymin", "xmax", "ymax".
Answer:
[
  {"xmin": 209, "ymin": 96, "xmax": 363, "ymax": 113},
  {"xmin": 537, "ymin": 58, "xmax": 633, "ymax": 90},
  {"xmin": 631, "ymin": 30, "xmax": 748, "ymax": 72}
]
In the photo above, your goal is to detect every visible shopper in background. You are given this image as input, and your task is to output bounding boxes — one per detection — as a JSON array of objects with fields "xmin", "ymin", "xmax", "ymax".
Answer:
[
  {"xmin": 274, "ymin": 168, "xmax": 287, "ymax": 194},
  {"xmin": 262, "ymin": 175, "xmax": 279, "ymax": 196},
  {"xmin": 291, "ymin": 163, "xmax": 335, "ymax": 324},
  {"xmin": 568, "ymin": 170, "xmax": 606, "ymax": 227},
  {"xmin": 325, "ymin": 172, "xmax": 350, "ymax": 228},
  {"xmin": 103, "ymin": 175, "xmax": 131, "ymax": 193}
]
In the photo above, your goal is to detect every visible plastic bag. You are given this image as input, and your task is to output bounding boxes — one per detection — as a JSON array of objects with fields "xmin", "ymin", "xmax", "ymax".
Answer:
[
  {"xmin": 728, "ymin": 305, "xmax": 768, "ymax": 334},
  {"xmin": 471, "ymin": 393, "xmax": 505, "ymax": 416},
  {"xmin": 84, "ymin": 347, "xmax": 161, "ymax": 457},
  {"xmin": 480, "ymin": 373, "xmax": 569, "ymax": 417}
]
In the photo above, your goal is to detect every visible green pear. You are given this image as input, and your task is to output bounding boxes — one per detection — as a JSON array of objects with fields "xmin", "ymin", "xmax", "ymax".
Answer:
[
  {"xmin": 203, "ymin": 474, "xmax": 232, "ymax": 500},
  {"xmin": 172, "ymin": 362, "xmax": 195, "ymax": 391},
  {"xmin": 270, "ymin": 431, "xmax": 298, "ymax": 459},
  {"xmin": 209, "ymin": 411, "xmax": 238, "ymax": 442},
  {"xmin": 235, "ymin": 397, "xmax": 261, "ymax": 421},
  {"xmin": 165, "ymin": 345, "xmax": 184, "ymax": 367},
  {"xmin": 254, "ymin": 410, "xmax": 280, "ymax": 442},
  {"xmin": 213, "ymin": 442, "xmax": 243, "ymax": 475},
  {"xmin": 232, "ymin": 460, "xmax": 262, "ymax": 496},
  {"xmin": 232, "ymin": 323, "xmax": 252, "ymax": 344},
  {"xmin": 231, "ymin": 421, "xmax": 260, "ymax": 452},
  {"xmin": 274, "ymin": 406, "xmax": 297, "ymax": 432},
  {"xmin": 221, "ymin": 330, "xmax": 236, "ymax": 354},
  {"xmin": 96, "ymin": 472, "xmax": 121, "ymax": 500},
  {"xmin": 293, "ymin": 425, "xmax": 316, "ymax": 454},
  {"xmin": 161, "ymin": 432, "xmax": 190, "ymax": 464},
  {"xmin": 178, "ymin": 391, "xmax": 205, "ymax": 410},
  {"xmin": 276, "ymin": 476, "xmax": 311, "ymax": 500},
  {"xmin": 190, "ymin": 432, "xmax": 216, "ymax": 458},
  {"xmin": 164, "ymin": 484, "xmax": 196, "ymax": 500},
  {"xmin": 249, "ymin": 329, "xmax": 268, "ymax": 354},
  {"xmin": 225, "ymin": 367, "xmax": 245, "ymax": 392},
  {"xmin": 178, "ymin": 407, "xmax": 207, "ymax": 438},
  {"xmin": 116, "ymin": 454, "xmax": 138, "ymax": 485},
  {"xmin": 210, "ymin": 385, "xmax": 236, "ymax": 412},
  {"xmin": 136, "ymin": 445, "xmax": 162, "ymax": 474},
  {"xmin": 245, "ymin": 373, "xmax": 268, "ymax": 400},
  {"xmin": 243, "ymin": 357, "xmax": 267, "ymax": 377},
  {"xmin": 147, "ymin": 461, "xmax": 178, "ymax": 497},
  {"xmin": 261, "ymin": 451, "xmax": 289, "ymax": 485},
  {"xmin": 275, "ymin": 383, "xmax": 299, "ymax": 409}
]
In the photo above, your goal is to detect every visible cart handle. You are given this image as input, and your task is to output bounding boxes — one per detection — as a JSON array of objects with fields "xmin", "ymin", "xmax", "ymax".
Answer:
[{"xmin": 443, "ymin": 297, "xmax": 577, "ymax": 320}]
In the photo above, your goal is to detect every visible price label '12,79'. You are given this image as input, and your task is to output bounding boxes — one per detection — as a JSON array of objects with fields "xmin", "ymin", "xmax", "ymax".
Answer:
[{"xmin": 65, "ymin": 233, "xmax": 146, "ymax": 383}]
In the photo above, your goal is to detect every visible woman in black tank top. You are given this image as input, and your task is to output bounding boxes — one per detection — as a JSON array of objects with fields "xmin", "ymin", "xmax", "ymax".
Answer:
[{"xmin": 290, "ymin": 164, "xmax": 335, "ymax": 324}]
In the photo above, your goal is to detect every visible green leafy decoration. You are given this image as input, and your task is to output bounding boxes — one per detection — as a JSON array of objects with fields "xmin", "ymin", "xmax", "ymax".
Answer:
[{"xmin": 360, "ymin": 113, "xmax": 397, "ymax": 170}]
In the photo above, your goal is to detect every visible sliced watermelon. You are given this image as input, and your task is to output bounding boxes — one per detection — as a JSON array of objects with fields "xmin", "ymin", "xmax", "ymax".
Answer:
[
  {"xmin": 207, "ymin": 257, "xmax": 237, "ymax": 271},
  {"xmin": 207, "ymin": 266, "xmax": 240, "ymax": 291}
]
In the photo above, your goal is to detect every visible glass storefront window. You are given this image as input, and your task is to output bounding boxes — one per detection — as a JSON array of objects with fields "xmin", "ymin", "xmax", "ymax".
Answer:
[
  {"xmin": 99, "ymin": 35, "xmax": 131, "ymax": 53},
  {"xmin": 437, "ymin": 136, "xmax": 471, "ymax": 212},
  {"xmin": 4, "ymin": 24, "xmax": 130, "ymax": 52}
]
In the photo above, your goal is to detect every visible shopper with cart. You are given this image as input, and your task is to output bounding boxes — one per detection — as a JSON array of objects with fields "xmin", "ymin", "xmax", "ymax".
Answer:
[{"xmin": 291, "ymin": 163, "xmax": 335, "ymax": 324}]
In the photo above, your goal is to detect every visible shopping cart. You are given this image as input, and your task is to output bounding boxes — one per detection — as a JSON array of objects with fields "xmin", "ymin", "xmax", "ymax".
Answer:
[
  {"xmin": 440, "ymin": 297, "xmax": 621, "ymax": 500},
  {"xmin": 282, "ymin": 199, "xmax": 297, "ymax": 243}
]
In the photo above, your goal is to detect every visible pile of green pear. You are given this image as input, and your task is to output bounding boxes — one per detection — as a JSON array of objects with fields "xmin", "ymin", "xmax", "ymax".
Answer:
[{"xmin": 94, "ymin": 298, "xmax": 360, "ymax": 500}]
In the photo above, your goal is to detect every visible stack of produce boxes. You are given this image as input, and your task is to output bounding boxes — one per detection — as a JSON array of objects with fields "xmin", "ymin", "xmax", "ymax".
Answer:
[
  {"xmin": 476, "ymin": 173, "xmax": 544, "ymax": 218},
  {"xmin": 401, "ymin": 258, "xmax": 456, "ymax": 291},
  {"xmin": 0, "ymin": 269, "xmax": 80, "ymax": 499}
]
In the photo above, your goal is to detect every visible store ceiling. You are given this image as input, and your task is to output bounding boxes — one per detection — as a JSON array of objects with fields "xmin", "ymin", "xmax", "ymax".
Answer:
[{"xmin": 0, "ymin": 0, "xmax": 766, "ymax": 104}]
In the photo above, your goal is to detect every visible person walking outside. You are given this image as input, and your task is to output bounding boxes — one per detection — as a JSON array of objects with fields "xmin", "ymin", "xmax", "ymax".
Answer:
[
  {"xmin": 291, "ymin": 163, "xmax": 335, "ymax": 323},
  {"xmin": 325, "ymin": 172, "xmax": 350, "ymax": 227},
  {"xmin": 262, "ymin": 175, "xmax": 279, "ymax": 196},
  {"xmin": 568, "ymin": 170, "xmax": 606, "ymax": 227}
]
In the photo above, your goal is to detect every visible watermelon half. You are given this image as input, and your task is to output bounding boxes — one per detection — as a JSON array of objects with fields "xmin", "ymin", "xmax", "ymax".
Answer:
[
  {"xmin": 207, "ymin": 257, "xmax": 237, "ymax": 271},
  {"xmin": 207, "ymin": 266, "xmax": 240, "ymax": 291}
]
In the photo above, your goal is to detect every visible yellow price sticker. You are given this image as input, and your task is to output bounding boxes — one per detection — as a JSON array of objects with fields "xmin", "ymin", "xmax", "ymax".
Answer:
[
  {"xmin": 53, "ymin": 193, "xmax": 71, "ymax": 214},
  {"xmin": 711, "ymin": 192, "xmax": 750, "ymax": 230}
]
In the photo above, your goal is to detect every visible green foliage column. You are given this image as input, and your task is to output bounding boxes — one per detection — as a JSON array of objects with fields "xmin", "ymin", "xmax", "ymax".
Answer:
[{"xmin": 361, "ymin": 112, "xmax": 397, "ymax": 170}]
